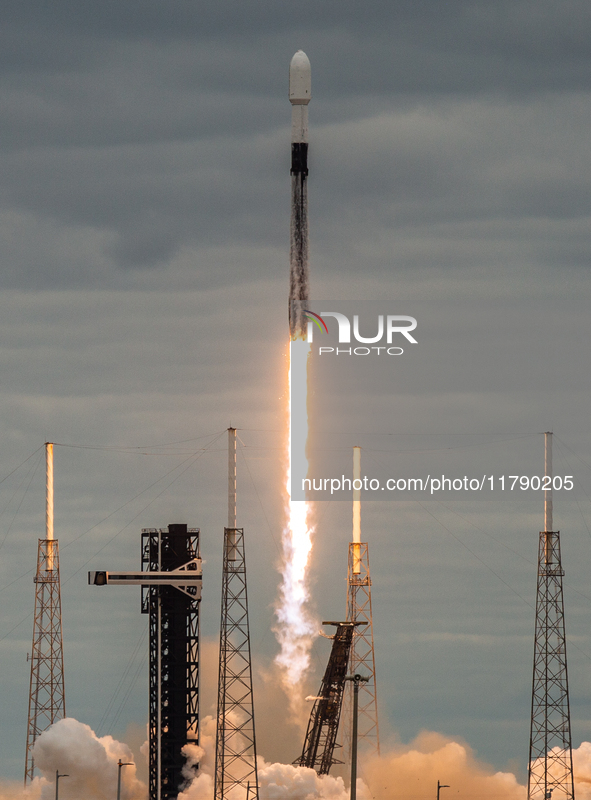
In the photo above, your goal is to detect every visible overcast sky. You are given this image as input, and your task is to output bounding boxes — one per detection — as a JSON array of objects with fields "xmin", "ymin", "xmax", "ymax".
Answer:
[{"xmin": 1, "ymin": 0, "xmax": 591, "ymax": 787}]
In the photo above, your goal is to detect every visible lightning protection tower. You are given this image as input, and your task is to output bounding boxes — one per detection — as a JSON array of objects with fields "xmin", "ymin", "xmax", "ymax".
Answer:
[
  {"xmin": 528, "ymin": 432, "xmax": 575, "ymax": 800},
  {"xmin": 215, "ymin": 428, "xmax": 259, "ymax": 800},
  {"xmin": 344, "ymin": 446, "xmax": 379, "ymax": 759},
  {"xmin": 25, "ymin": 443, "xmax": 66, "ymax": 784}
]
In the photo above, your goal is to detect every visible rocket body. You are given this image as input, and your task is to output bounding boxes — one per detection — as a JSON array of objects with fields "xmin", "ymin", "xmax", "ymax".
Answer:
[{"xmin": 289, "ymin": 50, "xmax": 311, "ymax": 339}]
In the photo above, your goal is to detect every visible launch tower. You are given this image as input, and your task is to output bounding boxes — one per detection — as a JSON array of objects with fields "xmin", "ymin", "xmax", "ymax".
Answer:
[
  {"xmin": 528, "ymin": 433, "xmax": 574, "ymax": 800},
  {"xmin": 345, "ymin": 447, "xmax": 380, "ymax": 758},
  {"xmin": 25, "ymin": 443, "xmax": 66, "ymax": 784},
  {"xmin": 142, "ymin": 525, "xmax": 201, "ymax": 799},
  {"xmin": 89, "ymin": 523, "xmax": 202, "ymax": 800},
  {"xmin": 215, "ymin": 428, "xmax": 259, "ymax": 800}
]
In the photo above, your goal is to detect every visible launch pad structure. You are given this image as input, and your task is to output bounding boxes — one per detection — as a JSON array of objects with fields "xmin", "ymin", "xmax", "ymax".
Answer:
[
  {"xmin": 215, "ymin": 428, "xmax": 259, "ymax": 800},
  {"xmin": 344, "ymin": 447, "xmax": 380, "ymax": 760},
  {"xmin": 346, "ymin": 543, "xmax": 379, "ymax": 755},
  {"xmin": 90, "ymin": 430, "xmax": 260, "ymax": 800},
  {"xmin": 295, "ymin": 621, "xmax": 357, "ymax": 775},
  {"xmin": 89, "ymin": 523, "xmax": 202, "ymax": 800},
  {"xmin": 142, "ymin": 525, "xmax": 201, "ymax": 799},
  {"xmin": 528, "ymin": 433, "xmax": 575, "ymax": 800},
  {"xmin": 215, "ymin": 526, "xmax": 259, "ymax": 800},
  {"xmin": 25, "ymin": 443, "xmax": 66, "ymax": 785}
]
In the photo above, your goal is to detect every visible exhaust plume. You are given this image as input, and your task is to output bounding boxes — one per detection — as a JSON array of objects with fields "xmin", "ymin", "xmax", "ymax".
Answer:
[{"xmin": 274, "ymin": 339, "xmax": 317, "ymax": 713}]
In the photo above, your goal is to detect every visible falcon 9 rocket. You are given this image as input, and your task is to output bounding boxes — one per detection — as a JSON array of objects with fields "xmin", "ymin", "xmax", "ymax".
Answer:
[{"xmin": 288, "ymin": 50, "xmax": 311, "ymax": 340}]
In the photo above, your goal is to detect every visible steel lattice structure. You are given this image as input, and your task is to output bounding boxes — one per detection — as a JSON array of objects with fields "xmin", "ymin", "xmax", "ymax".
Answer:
[
  {"xmin": 294, "ymin": 622, "xmax": 356, "ymax": 775},
  {"xmin": 344, "ymin": 542, "xmax": 380, "ymax": 758},
  {"xmin": 24, "ymin": 538, "xmax": 66, "ymax": 784},
  {"xmin": 89, "ymin": 524, "xmax": 201, "ymax": 800},
  {"xmin": 528, "ymin": 530, "xmax": 575, "ymax": 800},
  {"xmin": 215, "ymin": 527, "xmax": 259, "ymax": 800},
  {"xmin": 141, "ymin": 526, "xmax": 201, "ymax": 800}
]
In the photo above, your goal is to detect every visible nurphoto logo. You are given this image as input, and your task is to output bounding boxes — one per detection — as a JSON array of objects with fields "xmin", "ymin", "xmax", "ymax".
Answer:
[{"xmin": 303, "ymin": 310, "xmax": 418, "ymax": 355}]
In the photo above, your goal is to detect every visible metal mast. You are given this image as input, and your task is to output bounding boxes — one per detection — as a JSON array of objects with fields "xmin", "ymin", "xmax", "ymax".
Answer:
[
  {"xmin": 215, "ymin": 428, "xmax": 259, "ymax": 800},
  {"xmin": 345, "ymin": 447, "xmax": 380, "ymax": 758},
  {"xmin": 25, "ymin": 443, "xmax": 66, "ymax": 784},
  {"xmin": 528, "ymin": 432, "xmax": 575, "ymax": 800}
]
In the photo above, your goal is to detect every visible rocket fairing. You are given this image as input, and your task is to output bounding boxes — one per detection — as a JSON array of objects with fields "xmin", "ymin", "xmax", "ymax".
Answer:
[{"xmin": 289, "ymin": 50, "xmax": 311, "ymax": 339}]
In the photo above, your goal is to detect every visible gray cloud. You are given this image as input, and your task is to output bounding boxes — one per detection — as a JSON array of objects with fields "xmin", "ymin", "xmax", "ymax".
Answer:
[{"xmin": 2, "ymin": 94, "xmax": 591, "ymax": 288}]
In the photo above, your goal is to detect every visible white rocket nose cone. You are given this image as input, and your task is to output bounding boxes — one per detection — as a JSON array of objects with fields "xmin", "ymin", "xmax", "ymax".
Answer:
[{"xmin": 289, "ymin": 50, "xmax": 311, "ymax": 104}]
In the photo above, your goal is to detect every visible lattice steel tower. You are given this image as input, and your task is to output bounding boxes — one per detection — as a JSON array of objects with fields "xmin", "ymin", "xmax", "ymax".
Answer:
[
  {"xmin": 345, "ymin": 446, "xmax": 379, "ymax": 758},
  {"xmin": 528, "ymin": 432, "xmax": 574, "ymax": 800},
  {"xmin": 215, "ymin": 428, "xmax": 259, "ymax": 800},
  {"xmin": 25, "ymin": 443, "xmax": 66, "ymax": 784}
]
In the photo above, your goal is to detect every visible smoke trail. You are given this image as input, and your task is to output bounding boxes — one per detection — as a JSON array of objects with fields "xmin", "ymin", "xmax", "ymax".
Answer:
[{"xmin": 288, "ymin": 168, "xmax": 309, "ymax": 339}]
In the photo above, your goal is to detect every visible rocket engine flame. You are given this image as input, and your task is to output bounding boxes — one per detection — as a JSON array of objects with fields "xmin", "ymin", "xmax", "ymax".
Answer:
[{"xmin": 274, "ymin": 339, "xmax": 316, "ymax": 693}]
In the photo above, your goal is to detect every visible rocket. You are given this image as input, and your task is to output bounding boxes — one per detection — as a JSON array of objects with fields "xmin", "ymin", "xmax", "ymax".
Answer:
[{"xmin": 289, "ymin": 50, "xmax": 311, "ymax": 339}]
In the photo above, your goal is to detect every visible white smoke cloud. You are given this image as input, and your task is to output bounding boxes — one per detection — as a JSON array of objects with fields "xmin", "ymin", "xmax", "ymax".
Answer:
[
  {"xmin": 257, "ymin": 759, "xmax": 362, "ymax": 800},
  {"xmin": 178, "ymin": 744, "xmax": 213, "ymax": 800},
  {"xmin": 178, "ymin": 716, "xmax": 215, "ymax": 800},
  {"xmin": 32, "ymin": 718, "xmax": 147, "ymax": 800},
  {"xmin": 571, "ymin": 742, "xmax": 591, "ymax": 800},
  {"xmin": 9, "ymin": 714, "xmax": 591, "ymax": 800},
  {"xmin": 180, "ymin": 714, "xmax": 363, "ymax": 800}
]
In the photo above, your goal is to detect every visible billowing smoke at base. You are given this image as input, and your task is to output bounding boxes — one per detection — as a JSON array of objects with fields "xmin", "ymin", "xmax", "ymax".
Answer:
[
  {"xmin": 179, "ymin": 726, "xmax": 590, "ymax": 800},
  {"xmin": 1, "ymin": 718, "xmax": 148, "ymax": 800},
  {"xmin": 8, "ymin": 714, "xmax": 591, "ymax": 800},
  {"xmin": 572, "ymin": 742, "xmax": 591, "ymax": 800},
  {"xmin": 362, "ymin": 733, "xmax": 525, "ymax": 800}
]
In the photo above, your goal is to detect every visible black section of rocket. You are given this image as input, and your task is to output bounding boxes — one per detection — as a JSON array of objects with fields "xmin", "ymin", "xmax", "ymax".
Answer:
[{"xmin": 291, "ymin": 143, "xmax": 308, "ymax": 176}]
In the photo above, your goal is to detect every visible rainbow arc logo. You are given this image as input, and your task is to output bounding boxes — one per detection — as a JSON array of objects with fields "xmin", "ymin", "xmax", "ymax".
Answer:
[{"xmin": 303, "ymin": 310, "xmax": 328, "ymax": 334}]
